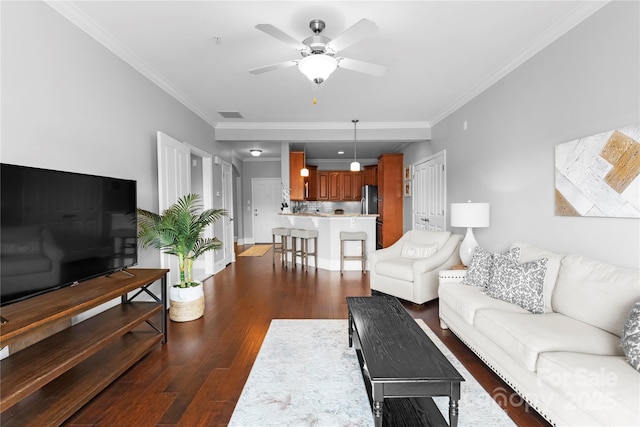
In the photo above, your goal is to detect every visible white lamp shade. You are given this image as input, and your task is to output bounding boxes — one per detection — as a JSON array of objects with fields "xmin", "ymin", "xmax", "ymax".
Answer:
[
  {"xmin": 298, "ymin": 55, "xmax": 338, "ymax": 84},
  {"xmin": 350, "ymin": 161, "xmax": 361, "ymax": 172},
  {"xmin": 450, "ymin": 202, "xmax": 490, "ymax": 228},
  {"xmin": 300, "ymin": 167, "xmax": 309, "ymax": 177}
]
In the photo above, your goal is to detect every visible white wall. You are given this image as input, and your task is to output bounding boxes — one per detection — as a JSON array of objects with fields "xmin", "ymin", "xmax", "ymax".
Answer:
[
  {"xmin": 431, "ymin": 1, "xmax": 640, "ymax": 269},
  {"xmin": 1, "ymin": 1, "xmax": 228, "ymax": 269}
]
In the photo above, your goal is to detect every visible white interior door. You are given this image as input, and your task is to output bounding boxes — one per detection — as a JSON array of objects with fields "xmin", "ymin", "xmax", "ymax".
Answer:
[
  {"xmin": 412, "ymin": 151, "xmax": 447, "ymax": 231},
  {"xmin": 252, "ymin": 178, "xmax": 282, "ymax": 243},
  {"xmin": 221, "ymin": 160, "xmax": 235, "ymax": 266},
  {"xmin": 157, "ymin": 131, "xmax": 190, "ymax": 286}
]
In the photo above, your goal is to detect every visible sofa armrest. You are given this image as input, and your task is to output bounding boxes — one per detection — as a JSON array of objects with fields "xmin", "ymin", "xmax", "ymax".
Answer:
[{"xmin": 439, "ymin": 269, "xmax": 467, "ymax": 284}]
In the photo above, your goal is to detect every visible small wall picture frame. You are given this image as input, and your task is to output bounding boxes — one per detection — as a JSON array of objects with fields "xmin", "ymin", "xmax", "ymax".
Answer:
[
  {"xmin": 404, "ymin": 165, "xmax": 411, "ymax": 181},
  {"xmin": 404, "ymin": 181, "xmax": 411, "ymax": 197}
]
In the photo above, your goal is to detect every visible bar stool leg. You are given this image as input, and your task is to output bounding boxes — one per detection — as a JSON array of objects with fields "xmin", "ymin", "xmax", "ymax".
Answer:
[
  {"xmin": 340, "ymin": 240, "xmax": 345, "ymax": 275},
  {"xmin": 314, "ymin": 236, "xmax": 318, "ymax": 271},
  {"xmin": 272, "ymin": 233, "xmax": 277, "ymax": 266},
  {"xmin": 361, "ymin": 239, "xmax": 366, "ymax": 274}
]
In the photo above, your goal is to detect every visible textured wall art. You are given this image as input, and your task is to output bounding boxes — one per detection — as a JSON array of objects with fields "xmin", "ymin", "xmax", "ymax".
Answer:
[{"xmin": 555, "ymin": 125, "xmax": 640, "ymax": 218}]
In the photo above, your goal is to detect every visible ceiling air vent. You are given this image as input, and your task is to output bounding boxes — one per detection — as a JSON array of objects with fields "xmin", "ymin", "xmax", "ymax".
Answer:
[{"xmin": 217, "ymin": 111, "xmax": 244, "ymax": 119}]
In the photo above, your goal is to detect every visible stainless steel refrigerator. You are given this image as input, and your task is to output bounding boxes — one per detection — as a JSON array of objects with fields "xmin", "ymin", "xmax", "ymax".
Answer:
[{"xmin": 361, "ymin": 185, "xmax": 378, "ymax": 214}]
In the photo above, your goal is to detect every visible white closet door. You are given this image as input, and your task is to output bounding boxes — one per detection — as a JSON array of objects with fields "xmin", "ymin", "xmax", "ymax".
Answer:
[
  {"xmin": 252, "ymin": 178, "xmax": 282, "ymax": 243},
  {"xmin": 412, "ymin": 151, "xmax": 447, "ymax": 231},
  {"xmin": 157, "ymin": 131, "xmax": 191, "ymax": 286}
]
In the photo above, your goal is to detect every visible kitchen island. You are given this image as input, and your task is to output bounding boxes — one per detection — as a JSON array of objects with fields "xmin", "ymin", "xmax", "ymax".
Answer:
[{"xmin": 278, "ymin": 213, "xmax": 377, "ymax": 271}]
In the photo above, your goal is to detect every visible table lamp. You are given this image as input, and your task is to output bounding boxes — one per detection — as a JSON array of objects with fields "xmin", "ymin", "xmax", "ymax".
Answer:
[{"xmin": 450, "ymin": 201, "xmax": 490, "ymax": 266}]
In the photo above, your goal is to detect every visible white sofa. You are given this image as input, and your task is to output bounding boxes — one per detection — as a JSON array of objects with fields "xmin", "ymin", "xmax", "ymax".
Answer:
[
  {"xmin": 369, "ymin": 230, "xmax": 462, "ymax": 304},
  {"xmin": 438, "ymin": 242, "xmax": 640, "ymax": 426}
]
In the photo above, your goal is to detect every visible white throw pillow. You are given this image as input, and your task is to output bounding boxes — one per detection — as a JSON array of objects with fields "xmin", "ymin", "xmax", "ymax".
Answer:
[{"xmin": 400, "ymin": 242, "xmax": 438, "ymax": 259}]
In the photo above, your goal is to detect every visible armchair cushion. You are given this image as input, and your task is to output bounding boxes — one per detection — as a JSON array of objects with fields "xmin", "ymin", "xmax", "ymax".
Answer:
[{"xmin": 375, "ymin": 257, "xmax": 415, "ymax": 282}]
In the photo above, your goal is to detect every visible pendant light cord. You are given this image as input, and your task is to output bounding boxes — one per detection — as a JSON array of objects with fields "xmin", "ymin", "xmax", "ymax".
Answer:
[{"xmin": 352, "ymin": 119, "xmax": 359, "ymax": 162}]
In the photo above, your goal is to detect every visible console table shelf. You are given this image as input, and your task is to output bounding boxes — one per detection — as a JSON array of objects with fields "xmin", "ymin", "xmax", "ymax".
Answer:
[{"xmin": 0, "ymin": 268, "xmax": 168, "ymax": 426}]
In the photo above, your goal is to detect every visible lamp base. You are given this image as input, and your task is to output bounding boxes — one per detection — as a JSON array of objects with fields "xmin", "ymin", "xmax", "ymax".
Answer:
[{"xmin": 459, "ymin": 227, "xmax": 479, "ymax": 266}]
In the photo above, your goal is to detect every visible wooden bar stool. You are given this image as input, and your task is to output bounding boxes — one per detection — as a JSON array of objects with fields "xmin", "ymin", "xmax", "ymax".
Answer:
[
  {"xmin": 271, "ymin": 227, "xmax": 291, "ymax": 268},
  {"xmin": 291, "ymin": 228, "xmax": 318, "ymax": 272},
  {"xmin": 340, "ymin": 231, "xmax": 367, "ymax": 275}
]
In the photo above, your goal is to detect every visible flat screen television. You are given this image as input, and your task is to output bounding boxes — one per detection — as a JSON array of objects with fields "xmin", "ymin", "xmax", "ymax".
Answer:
[{"xmin": 1, "ymin": 163, "xmax": 138, "ymax": 306}]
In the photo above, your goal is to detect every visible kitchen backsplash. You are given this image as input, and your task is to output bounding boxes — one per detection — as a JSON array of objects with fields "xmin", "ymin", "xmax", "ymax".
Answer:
[{"xmin": 292, "ymin": 201, "xmax": 361, "ymax": 214}]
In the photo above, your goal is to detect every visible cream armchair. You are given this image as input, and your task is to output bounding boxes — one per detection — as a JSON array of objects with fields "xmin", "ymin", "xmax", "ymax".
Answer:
[{"xmin": 369, "ymin": 230, "xmax": 463, "ymax": 304}]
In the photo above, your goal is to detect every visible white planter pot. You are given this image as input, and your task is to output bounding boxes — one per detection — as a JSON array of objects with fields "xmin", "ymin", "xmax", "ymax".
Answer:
[{"xmin": 169, "ymin": 282, "xmax": 204, "ymax": 322}]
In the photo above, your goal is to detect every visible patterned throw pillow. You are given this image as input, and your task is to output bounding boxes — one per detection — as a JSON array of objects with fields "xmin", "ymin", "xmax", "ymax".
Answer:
[
  {"xmin": 485, "ymin": 256, "xmax": 548, "ymax": 314},
  {"xmin": 622, "ymin": 301, "xmax": 640, "ymax": 371},
  {"xmin": 462, "ymin": 247, "xmax": 520, "ymax": 288},
  {"xmin": 400, "ymin": 242, "xmax": 439, "ymax": 259}
]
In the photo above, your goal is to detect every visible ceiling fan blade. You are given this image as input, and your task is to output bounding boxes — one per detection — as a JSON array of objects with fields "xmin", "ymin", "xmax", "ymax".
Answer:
[
  {"xmin": 255, "ymin": 24, "xmax": 306, "ymax": 51},
  {"xmin": 327, "ymin": 18, "xmax": 378, "ymax": 52},
  {"xmin": 337, "ymin": 57, "xmax": 386, "ymax": 77},
  {"xmin": 249, "ymin": 60, "xmax": 298, "ymax": 75}
]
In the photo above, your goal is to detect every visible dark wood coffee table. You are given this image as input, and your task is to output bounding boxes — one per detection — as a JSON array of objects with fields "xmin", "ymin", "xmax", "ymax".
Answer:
[{"xmin": 347, "ymin": 295, "xmax": 464, "ymax": 427}]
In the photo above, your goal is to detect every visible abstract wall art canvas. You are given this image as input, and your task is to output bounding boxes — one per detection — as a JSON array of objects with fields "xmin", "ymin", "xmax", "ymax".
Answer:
[{"xmin": 555, "ymin": 125, "xmax": 640, "ymax": 218}]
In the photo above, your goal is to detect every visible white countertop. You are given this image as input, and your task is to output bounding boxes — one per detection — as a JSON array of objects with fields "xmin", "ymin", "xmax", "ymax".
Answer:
[{"xmin": 279, "ymin": 212, "xmax": 378, "ymax": 218}]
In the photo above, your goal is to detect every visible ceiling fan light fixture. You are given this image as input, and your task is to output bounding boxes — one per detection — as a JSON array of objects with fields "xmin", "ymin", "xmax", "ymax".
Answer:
[
  {"xmin": 250, "ymin": 149, "xmax": 262, "ymax": 157},
  {"xmin": 298, "ymin": 54, "xmax": 337, "ymax": 84}
]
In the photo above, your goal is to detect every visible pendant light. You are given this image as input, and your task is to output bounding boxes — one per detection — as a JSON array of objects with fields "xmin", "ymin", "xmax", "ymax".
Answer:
[
  {"xmin": 350, "ymin": 119, "xmax": 361, "ymax": 172},
  {"xmin": 300, "ymin": 144, "xmax": 309, "ymax": 177}
]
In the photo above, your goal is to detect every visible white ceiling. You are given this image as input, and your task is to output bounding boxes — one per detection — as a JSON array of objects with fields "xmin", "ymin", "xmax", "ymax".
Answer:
[{"xmin": 50, "ymin": 1, "xmax": 608, "ymax": 160}]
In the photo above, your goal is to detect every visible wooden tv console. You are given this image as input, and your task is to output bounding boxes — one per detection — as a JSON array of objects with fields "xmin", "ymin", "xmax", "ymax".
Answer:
[{"xmin": 0, "ymin": 268, "xmax": 168, "ymax": 426}]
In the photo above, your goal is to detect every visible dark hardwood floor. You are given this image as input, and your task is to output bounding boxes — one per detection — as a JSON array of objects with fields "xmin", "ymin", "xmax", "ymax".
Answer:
[{"xmin": 65, "ymin": 245, "xmax": 551, "ymax": 426}]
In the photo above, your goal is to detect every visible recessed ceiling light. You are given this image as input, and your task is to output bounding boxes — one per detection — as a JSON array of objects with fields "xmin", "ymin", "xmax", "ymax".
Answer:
[{"xmin": 338, "ymin": 151, "xmax": 344, "ymax": 155}]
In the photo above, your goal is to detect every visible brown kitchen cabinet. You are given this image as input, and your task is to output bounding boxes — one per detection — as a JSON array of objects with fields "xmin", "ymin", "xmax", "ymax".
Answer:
[
  {"xmin": 317, "ymin": 172, "xmax": 329, "ymax": 200},
  {"xmin": 306, "ymin": 165, "xmax": 318, "ymax": 201},
  {"xmin": 377, "ymin": 153, "xmax": 403, "ymax": 248},
  {"xmin": 363, "ymin": 165, "xmax": 378, "ymax": 186},
  {"xmin": 289, "ymin": 151, "xmax": 305, "ymax": 201}
]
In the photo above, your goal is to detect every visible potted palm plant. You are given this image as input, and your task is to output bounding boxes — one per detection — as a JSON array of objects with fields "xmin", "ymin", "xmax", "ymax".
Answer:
[{"xmin": 137, "ymin": 193, "xmax": 226, "ymax": 322}]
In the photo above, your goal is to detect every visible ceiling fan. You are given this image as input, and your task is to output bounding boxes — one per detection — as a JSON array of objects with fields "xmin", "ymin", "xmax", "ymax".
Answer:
[{"xmin": 249, "ymin": 18, "xmax": 387, "ymax": 85}]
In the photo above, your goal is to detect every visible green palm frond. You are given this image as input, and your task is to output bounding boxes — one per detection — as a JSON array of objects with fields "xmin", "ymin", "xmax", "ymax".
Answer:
[{"xmin": 137, "ymin": 194, "xmax": 227, "ymax": 287}]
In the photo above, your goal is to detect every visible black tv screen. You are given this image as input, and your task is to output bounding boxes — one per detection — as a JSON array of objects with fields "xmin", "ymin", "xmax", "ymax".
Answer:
[{"xmin": 1, "ymin": 163, "xmax": 138, "ymax": 306}]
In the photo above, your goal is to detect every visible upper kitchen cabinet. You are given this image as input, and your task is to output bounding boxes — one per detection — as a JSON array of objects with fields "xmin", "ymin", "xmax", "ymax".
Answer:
[
  {"xmin": 363, "ymin": 165, "xmax": 378, "ymax": 186},
  {"xmin": 289, "ymin": 151, "xmax": 305, "ymax": 201}
]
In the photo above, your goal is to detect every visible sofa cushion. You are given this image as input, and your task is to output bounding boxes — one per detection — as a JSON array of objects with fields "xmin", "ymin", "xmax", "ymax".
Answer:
[
  {"xmin": 400, "ymin": 242, "xmax": 438, "ymax": 259},
  {"xmin": 622, "ymin": 301, "xmax": 640, "ymax": 371},
  {"xmin": 537, "ymin": 352, "xmax": 640, "ymax": 426},
  {"xmin": 374, "ymin": 257, "xmax": 415, "ymax": 282},
  {"xmin": 485, "ymin": 256, "xmax": 548, "ymax": 314},
  {"xmin": 474, "ymin": 310, "xmax": 624, "ymax": 371},
  {"xmin": 552, "ymin": 255, "xmax": 640, "ymax": 337},
  {"xmin": 511, "ymin": 242, "xmax": 564, "ymax": 313},
  {"xmin": 438, "ymin": 282, "xmax": 529, "ymax": 325},
  {"xmin": 462, "ymin": 247, "xmax": 520, "ymax": 288}
]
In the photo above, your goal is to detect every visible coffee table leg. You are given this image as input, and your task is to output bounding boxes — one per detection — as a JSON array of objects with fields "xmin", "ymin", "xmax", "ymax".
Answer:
[
  {"xmin": 372, "ymin": 383, "xmax": 383, "ymax": 427},
  {"xmin": 348, "ymin": 311, "xmax": 353, "ymax": 347},
  {"xmin": 449, "ymin": 397, "xmax": 459, "ymax": 427}
]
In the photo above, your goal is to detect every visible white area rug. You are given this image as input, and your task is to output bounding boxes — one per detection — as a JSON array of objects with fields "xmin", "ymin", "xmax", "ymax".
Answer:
[{"xmin": 229, "ymin": 319, "xmax": 516, "ymax": 427}]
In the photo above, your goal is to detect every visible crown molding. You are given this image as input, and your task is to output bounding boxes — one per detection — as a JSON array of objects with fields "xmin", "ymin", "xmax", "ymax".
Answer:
[
  {"xmin": 44, "ymin": 0, "xmax": 217, "ymax": 128},
  {"xmin": 214, "ymin": 121, "xmax": 431, "ymax": 131},
  {"xmin": 429, "ymin": 1, "xmax": 610, "ymax": 126}
]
